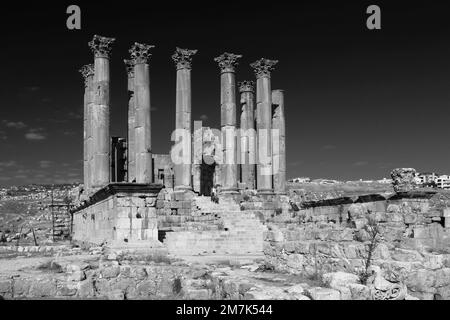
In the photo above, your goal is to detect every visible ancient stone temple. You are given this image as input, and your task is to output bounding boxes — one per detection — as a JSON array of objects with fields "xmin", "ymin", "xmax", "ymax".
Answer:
[{"xmin": 72, "ymin": 34, "xmax": 287, "ymax": 254}]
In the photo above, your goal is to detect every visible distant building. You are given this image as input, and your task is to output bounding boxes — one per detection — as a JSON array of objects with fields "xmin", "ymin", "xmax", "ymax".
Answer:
[
  {"xmin": 435, "ymin": 175, "xmax": 450, "ymax": 189},
  {"xmin": 289, "ymin": 177, "xmax": 311, "ymax": 183},
  {"xmin": 417, "ymin": 172, "xmax": 439, "ymax": 185}
]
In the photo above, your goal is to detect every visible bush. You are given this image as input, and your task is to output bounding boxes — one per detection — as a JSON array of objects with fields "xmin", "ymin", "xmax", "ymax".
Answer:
[{"xmin": 359, "ymin": 217, "xmax": 381, "ymax": 285}]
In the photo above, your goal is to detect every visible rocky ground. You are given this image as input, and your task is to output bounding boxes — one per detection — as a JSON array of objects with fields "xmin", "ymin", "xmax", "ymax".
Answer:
[{"xmin": 0, "ymin": 243, "xmax": 423, "ymax": 300}]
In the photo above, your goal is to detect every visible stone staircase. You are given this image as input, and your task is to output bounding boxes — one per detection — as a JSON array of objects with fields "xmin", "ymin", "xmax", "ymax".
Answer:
[{"xmin": 163, "ymin": 196, "xmax": 266, "ymax": 256}]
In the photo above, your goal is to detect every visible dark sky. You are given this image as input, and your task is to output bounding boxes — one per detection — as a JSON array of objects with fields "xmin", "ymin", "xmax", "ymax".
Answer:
[{"xmin": 1, "ymin": 1, "xmax": 450, "ymax": 186}]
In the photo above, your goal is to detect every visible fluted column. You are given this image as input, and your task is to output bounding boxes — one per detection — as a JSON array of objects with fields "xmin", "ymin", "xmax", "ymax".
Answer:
[
  {"xmin": 124, "ymin": 59, "xmax": 136, "ymax": 183},
  {"xmin": 88, "ymin": 35, "xmax": 115, "ymax": 189},
  {"xmin": 130, "ymin": 43, "xmax": 155, "ymax": 184},
  {"xmin": 80, "ymin": 64, "xmax": 94, "ymax": 195},
  {"xmin": 239, "ymin": 81, "xmax": 256, "ymax": 190},
  {"xmin": 214, "ymin": 53, "xmax": 242, "ymax": 193},
  {"xmin": 172, "ymin": 48, "xmax": 197, "ymax": 191},
  {"xmin": 272, "ymin": 89, "xmax": 286, "ymax": 194},
  {"xmin": 250, "ymin": 58, "xmax": 278, "ymax": 194}
]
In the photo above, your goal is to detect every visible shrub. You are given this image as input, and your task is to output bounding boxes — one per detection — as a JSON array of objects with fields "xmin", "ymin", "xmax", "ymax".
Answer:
[{"xmin": 359, "ymin": 217, "xmax": 381, "ymax": 285}]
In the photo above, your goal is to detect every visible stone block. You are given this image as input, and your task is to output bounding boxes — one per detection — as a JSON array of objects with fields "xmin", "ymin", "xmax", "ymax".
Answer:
[
  {"xmin": 29, "ymin": 280, "xmax": 57, "ymax": 298},
  {"xmin": 57, "ymin": 283, "xmax": 78, "ymax": 297},
  {"xmin": 100, "ymin": 266, "xmax": 120, "ymax": 279},
  {"xmin": 13, "ymin": 279, "xmax": 31, "ymax": 297},
  {"xmin": 68, "ymin": 271, "xmax": 86, "ymax": 282},
  {"xmin": 306, "ymin": 287, "xmax": 341, "ymax": 300},
  {"xmin": 136, "ymin": 280, "xmax": 157, "ymax": 296},
  {"xmin": 116, "ymin": 196, "xmax": 131, "ymax": 207},
  {"xmin": 0, "ymin": 279, "xmax": 12, "ymax": 295},
  {"xmin": 322, "ymin": 272, "xmax": 359, "ymax": 289},
  {"xmin": 348, "ymin": 283, "xmax": 371, "ymax": 300},
  {"xmin": 145, "ymin": 197, "xmax": 156, "ymax": 207}
]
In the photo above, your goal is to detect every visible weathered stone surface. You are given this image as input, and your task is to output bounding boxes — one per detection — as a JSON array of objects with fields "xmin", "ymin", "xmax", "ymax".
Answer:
[
  {"xmin": 29, "ymin": 280, "xmax": 57, "ymax": 298},
  {"xmin": 101, "ymin": 266, "xmax": 120, "ymax": 279},
  {"xmin": 322, "ymin": 272, "xmax": 359, "ymax": 289},
  {"xmin": 306, "ymin": 287, "xmax": 341, "ymax": 300},
  {"xmin": 77, "ymin": 278, "xmax": 95, "ymax": 298}
]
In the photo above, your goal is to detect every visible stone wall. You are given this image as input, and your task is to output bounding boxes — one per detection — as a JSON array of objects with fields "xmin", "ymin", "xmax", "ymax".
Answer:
[
  {"xmin": 164, "ymin": 211, "xmax": 266, "ymax": 256},
  {"xmin": 72, "ymin": 184, "xmax": 161, "ymax": 245},
  {"xmin": 262, "ymin": 193, "xmax": 450, "ymax": 300}
]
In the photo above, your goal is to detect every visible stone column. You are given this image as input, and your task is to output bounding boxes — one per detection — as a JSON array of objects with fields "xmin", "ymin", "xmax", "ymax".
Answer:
[
  {"xmin": 239, "ymin": 81, "xmax": 256, "ymax": 190},
  {"xmin": 171, "ymin": 48, "xmax": 197, "ymax": 191},
  {"xmin": 124, "ymin": 59, "xmax": 136, "ymax": 183},
  {"xmin": 80, "ymin": 64, "xmax": 94, "ymax": 196},
  {"xmin": 130, "ymin": 43, "xmax": 155, "ymax": 184},
  {"xmin": 272, "ymin": 89, "xmax": 286, "ymax": 194},
  {"xmin": 88, "ymin": 35, "xmax": 115, "ymax": 189},
  {"xmin": 214, "ymin": 53, "xmax": 242, "ymax": 193},
  {"xmin": 250, "ymin": 58, "xmax": 278, "ymax": 194}
]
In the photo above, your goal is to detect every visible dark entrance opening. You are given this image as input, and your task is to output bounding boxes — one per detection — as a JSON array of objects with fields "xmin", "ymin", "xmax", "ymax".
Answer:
[{"xmin": 200, "ymin": 158, "xmax": 215, "ymax": 196}]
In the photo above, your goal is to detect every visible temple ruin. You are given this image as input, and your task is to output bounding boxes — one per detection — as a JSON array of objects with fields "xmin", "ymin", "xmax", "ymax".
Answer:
[{"xmin": 73, "ymin": 35, "xmax": 287, "ymax": 255}]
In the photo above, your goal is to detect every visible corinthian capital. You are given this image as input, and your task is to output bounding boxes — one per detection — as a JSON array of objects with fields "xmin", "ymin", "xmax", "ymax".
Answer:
[
  {"xmin": 172, "ymin": 47, "xmax": 198, "ymax": 70},
  {"xmin": 79, "ymin": 64, "xmax": 94, "ymax": 87},
  {"xmin": 250, "ymin": 58, "xmax": 278, "ymax": 78},
  {"xmin": 129, "ymin": 43, "xmax": 155, "ymax": 64},
  {"xmin": 124, "ymin": 59, "xmax": 135, "ymax": 77},
  {"xmin": 214, "ymin": 52, "xmax": 242, "ymax": 73},
  {"xmin": 88, "ymin": 35, "xmax": 115, "ymax": 58},
  {"xmin": 238, "ymin": 81, "xmax": 255, "ymax": 93}
]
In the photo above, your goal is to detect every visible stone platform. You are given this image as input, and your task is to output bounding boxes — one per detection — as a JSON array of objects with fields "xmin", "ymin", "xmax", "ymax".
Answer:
[{"xmin": 72, "ymin": 183, "xmax": 163, "ymax": 245}]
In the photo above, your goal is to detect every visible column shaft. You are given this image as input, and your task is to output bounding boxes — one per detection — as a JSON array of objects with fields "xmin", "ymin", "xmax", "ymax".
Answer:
[
  {"xmin": 256, "ymin": 76, "xmax": 273, "ymax": 192},
  {"xmin": 80, "ymin": 65, "xmax": 94, "ymax": 195},
  {"xmin": 220, "ymin": 71, "xmax": 238, "ymax": 192},
  {"xmin": 127, "ymin": 73, "xmax": 136, "ymax": 182},
  {"xmin": 251, "ymin": 58, "xmax": 278, "ymax": 194},
  {"xmin": 174, "ymin": 67, "xmax": 192, "ymax": 189},
  {"xmin": 239, "ymin": 81, "xmax": 256, "ymax": 189},
  {"xmin": 272, "ymin": 90, "xmax": 286, "ymax": 194},
  {"xmin": 215, "ymin": 52, "xmax": 242, "ymax": 193},
  {"xmin": 172, "ymin": 48, "xmax": 197, "ymax": 191},
  {"xmin": 134, "ymin": 62, "xmax": 153, "ymax": 183},
  {"xmin": 92, "ymin": 56, "xmax": 111, "ymax": 188}
]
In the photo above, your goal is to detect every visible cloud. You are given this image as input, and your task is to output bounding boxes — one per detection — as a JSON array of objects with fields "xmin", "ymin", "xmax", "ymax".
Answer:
[
  {"xmin": 39, "ymin": 160, "xmax": 53, "ymax": 168},
  {"xmin": 25, "ymin": 86, "xmax": 40, "ymax": 92},
  {"xmin": 67, "ymin": 172, "xmax": 81, "ymax": 178},
  {"xmin": 68, "ymin": 111, "xmax": 82, "ymax": 120},
  {"xmin": 63, "ymin": 131, "xmax": 77, "ymax": 136},
  {"xmin": 2, "ymin": 120, "xmax": 27, "ymax": 129},
  {"xmin": 199, "ymin": 114, "xmax": 209, "ymax": 121},
  {"xmin": 25, "ymin": 132, "xmax": 47, "ymax": 141},
  {"xmin": 322, "ymin": 145, "xmax": 337, "ymax": 150},
  {"xmin": 289, "ymin": 161, "xmax": 303, "ymax": 167},
  {"xmin": 25, "ymin": 128, "xmax": 47, "ymax": 141},
  {"xmin": 0, "ymin": 130, "xmax": 6, "ymax": 140},
  {"xmin": 0, "ymin": 177, "xmax": 11, "ymax": 181},
  {"xmin": 353, "ymin": 161, "xmax": 369, "ymax": 167},
  {"xmin": 0, "ymin": 161, "xmax": 17, "ymax": 168},
  {"xmin": 14, "ymin": 174, "xmax": 28, "ymax": 179}
]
